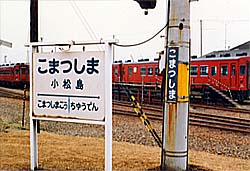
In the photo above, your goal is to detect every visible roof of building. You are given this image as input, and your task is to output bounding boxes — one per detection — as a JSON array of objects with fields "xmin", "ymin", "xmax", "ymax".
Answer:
[
  {"xmin": 200, "ymin": 40, "xmax": 250, "ymax": 58},
  {"xmin": 230, "ymin": 41, "xmax": 250, "ymax": 50}
]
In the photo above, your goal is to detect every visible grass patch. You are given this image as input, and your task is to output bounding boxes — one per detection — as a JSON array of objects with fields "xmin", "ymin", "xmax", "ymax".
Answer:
[
  {"xmin": 1, "ymin": 130, "xmax": 250, "ymax": 171},
  {"xmin": 0, "ymin": 119, "xmax": 26, "ymax": 132}
]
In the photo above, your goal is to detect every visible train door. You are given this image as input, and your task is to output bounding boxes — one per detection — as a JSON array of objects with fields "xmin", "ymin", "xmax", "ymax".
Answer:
[
  {"xmin": 119, "ymin": 63, "xmax": 123, "ymax": 82},
  {"xmin": 14, "ymin": 68, "xmax": 20, "ymax": 81},
  {"xmin": 20, "ymin": 67, "xmax": 26, "ymax": 82},
  {"xmin": 230, "ymin": 64, "xmax": 236, "ymax": 88},
  {"xmin": 128, "ymin": 66, "xmax": 133, "ymax": 83}
]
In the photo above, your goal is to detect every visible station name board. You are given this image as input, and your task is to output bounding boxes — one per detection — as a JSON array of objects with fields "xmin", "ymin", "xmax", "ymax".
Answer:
[
  {"xmin": 33, "ymin": 51, "xmax": 105, "ymax": 121},
  {"xmin": 166, "ymin": 47, "xmax": 179, "ymax": 103}
]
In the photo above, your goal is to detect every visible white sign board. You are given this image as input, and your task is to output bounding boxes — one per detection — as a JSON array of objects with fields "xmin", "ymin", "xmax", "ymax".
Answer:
[{"xmin": 33, "ymin": 51, "xmax": 105, "ymax": 121}]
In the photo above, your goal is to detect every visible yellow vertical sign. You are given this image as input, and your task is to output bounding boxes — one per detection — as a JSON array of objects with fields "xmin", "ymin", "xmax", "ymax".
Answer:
[{"xmin": 177, "ymin": 63, "xmax": 189, "ymax": 102}]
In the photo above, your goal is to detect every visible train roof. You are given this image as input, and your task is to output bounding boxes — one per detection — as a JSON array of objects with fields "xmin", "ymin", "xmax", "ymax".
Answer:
[
  {"xmin": 0, "ymin": 63, "xmax": 28, "ymax": 67},
  {"xmin": 113, "ymin": 58, "xmax": 159, "ymax": 65},
  {"xmin": 191, "ymin": 55, "xmax": 250, "ymax": 62}
]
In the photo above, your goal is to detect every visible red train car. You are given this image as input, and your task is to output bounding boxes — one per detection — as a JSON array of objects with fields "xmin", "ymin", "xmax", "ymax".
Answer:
[
  {"xmin": 0, "ymin": 63, "xmax": 30, "ymax": 88},
  {"xmin": 190, "ymin": 56, "xmax": 250, "ymax": 102},
  {"xmin": 113, "ymin": 55, "xmax": 250, "ymax": 102},
  {"xmin": 112, "ymin": 59, "xmax": 162, "ymax": 85}
]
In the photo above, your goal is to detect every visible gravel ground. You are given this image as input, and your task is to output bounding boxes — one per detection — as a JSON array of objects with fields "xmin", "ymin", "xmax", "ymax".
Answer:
[
  {"xmin": 0, "ymin": 97, "xmax": 249, "ymax": 161},
  {"xmin": 40, "ymin": 116, "xmax": 250, "ymax": 160}
]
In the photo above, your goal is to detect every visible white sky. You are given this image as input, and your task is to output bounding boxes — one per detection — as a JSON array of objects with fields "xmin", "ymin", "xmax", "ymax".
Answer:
[{"xmin": 0, "ymin": 0, "xmax": 250, "ymax": 63}]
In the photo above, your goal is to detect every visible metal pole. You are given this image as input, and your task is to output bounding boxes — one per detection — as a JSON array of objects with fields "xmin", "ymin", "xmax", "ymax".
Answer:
[
  {"xmin": 104, "ymin": 41, "xmax": 113, "ymax": 171},
  {"xmin": 161, "ymin": 0, "xmax": 190, "ymax": 170},
  {"xmin": 113, "ymin": 35, "xmax": 115, "ymax": 62},
  {"xmin": 22, "ymin": 85, "xmax": 27, "ymax": 128},
  {"xmin": 30, "ymin": 45, "xmax": 38, "ymax": 170},
  {"xmin": 225, "ymin": 23, "xmax": 227, "ymax": 50},
  {"xmin": 200, "ymin": 19, "xmax": 203, "ymax": 57},
  {"xmin": 4, "ymin": 55, "xmax": 7, "ymax": 63}
]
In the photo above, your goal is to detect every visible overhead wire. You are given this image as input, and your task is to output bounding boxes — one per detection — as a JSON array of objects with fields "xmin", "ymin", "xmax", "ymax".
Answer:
[
  {"xmin": 114, "ymin": 22, "xmax": 168, "ymax": 47},
  {"xmin": 69, "ymin": 0, "xmax": 103, "ymax": 51},
  {"xmin": 71, "ymin": 0, "xmax": 97, "ymax": 40},
  {"xmin": 69, "ymin": 0, "xmax": 168, "ymax": 49}
]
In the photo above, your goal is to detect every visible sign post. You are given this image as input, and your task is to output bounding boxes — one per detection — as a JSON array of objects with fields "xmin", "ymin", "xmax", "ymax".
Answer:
[{"xmin": 28, "ymin": 40, "xmax": 115, "ymax": 171}]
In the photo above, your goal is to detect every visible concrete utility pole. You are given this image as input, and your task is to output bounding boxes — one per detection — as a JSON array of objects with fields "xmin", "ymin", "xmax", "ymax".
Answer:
[
  {"xmin": 30, "ymin": 0, "xmax": 38, "ymax": 43},
  {"xmin": 161, "ymin": 0, "xmax": 190, "ymax": 170}
]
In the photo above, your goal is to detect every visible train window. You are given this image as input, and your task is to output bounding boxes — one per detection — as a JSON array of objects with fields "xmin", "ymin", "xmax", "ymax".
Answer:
[
  {"xmin": 148, "ymin": 67, "xmax": 153, "ymax": 76},
  {"xmin": 240, "ymin": 65, "xmax": 246, "ymax": 75},
  {"xmin": 200, "ymin": 66, "xmax": 208, "ymax": 76},
  {"xmin": 15, "ymin": 70, "xmax": 19, "ymax": 75},
  {"xmin": 211, "ymin": 66, "xmax": 217, "ymax": 76},
  {"xmin": 21, "ymin": 69, "xmax": 26, "ymax": 74},
  {"xmin": 231, "ymin": 65, "xmax": 236, "ymax": 76},
  {"xmin": 133, "ymin": 67, "xmax": 137, "ymax": 73},
  {"xmin": 221, "ymin": 66, "xmax": 228, "ymax": 76},
  {"xmin": 140, "ymin": 67, "xmax": 146, "ymax": 76},
  {"xmin": 1, "ymin": 70, "xmax": 13, "ymax": 74},
  {"xmin": 114, "ymin": 68, "xmax": 118, "ymax": 76},
  {"xmin": 190, "ymin": 66, "xmax": 198, "ymax": 76},
  {"xmin": 155, "ymin": 67, "xmax": 159, "ymax": 76},
  {"xmin": 128, "ymin": 67, "xmax": 133, "ymax": 76}
]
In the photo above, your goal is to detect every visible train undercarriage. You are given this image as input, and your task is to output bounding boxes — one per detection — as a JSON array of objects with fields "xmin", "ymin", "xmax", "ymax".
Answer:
[
  {"xmin": 113, "ymin": 82, "xmax": 245, "ymax": 107},
  {"xmin": 0, "ymin": 81, "xmax": 29, "ymax": 89}
]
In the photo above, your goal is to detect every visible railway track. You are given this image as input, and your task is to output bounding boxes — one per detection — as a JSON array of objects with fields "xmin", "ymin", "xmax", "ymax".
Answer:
[
  {"xmin": 191, "ymin": 103, "xmax": 250, "ymax": 114},
  {"xmin": 113, "ymin": 100, "xmax": 250, "ymax": 133},
  {"xmin": 189, "ymin": 112, "xmax": 250, "ymax": 133},
  {"xmin": 113, "ymin": 100, "xmax": 250, "ymax": 115},
  {"xmin": 0, "ymin": 89, "xmax": 24, "ymax": 99},
  {"xmin": 0, "ymin": 87, "xmax": 29, "ymax": 100},
  {"xmin": 1, "ymin": 87, "xmax": 249, "ymax": 133}
]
